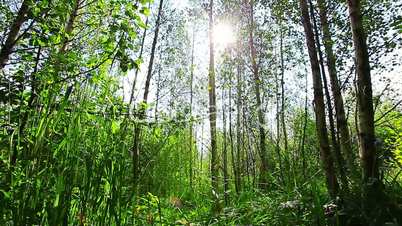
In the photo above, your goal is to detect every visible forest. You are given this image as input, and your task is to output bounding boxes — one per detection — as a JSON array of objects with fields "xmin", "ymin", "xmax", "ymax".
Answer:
[{"xmin": 0, "ymin": 0, "xmax": 402, "ymax": 225}]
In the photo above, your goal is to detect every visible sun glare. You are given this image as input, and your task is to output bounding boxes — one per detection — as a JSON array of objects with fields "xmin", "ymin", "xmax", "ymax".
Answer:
[{"xmin": 213, "ymin": 23, "xmax": 236, "ymax": 47}]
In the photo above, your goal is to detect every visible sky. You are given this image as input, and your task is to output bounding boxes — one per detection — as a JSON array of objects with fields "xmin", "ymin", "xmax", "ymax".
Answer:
[{"xmin": 171, "ymin": 0, "xmax": 190, "ymax": 10}]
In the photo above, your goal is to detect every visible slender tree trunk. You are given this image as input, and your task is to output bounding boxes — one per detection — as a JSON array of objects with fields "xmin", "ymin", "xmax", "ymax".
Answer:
[
  {"xmin": 248, "ymin": 0, "xmax": 269, "ymax": 190},
  {"xmin": 279, "ymin": 25, "xmax": 293, "ymax": 183},
  {"xmin": 128, "ymin": 16, "xmax": 150, "ymax": 109},
  {"xmin": 235, "ymin": 41, "xmax": 242, "ymax": 194},
  {"xmin": 189, "ymin": 27, "xmax": 195, "ymax": 191},
  {"xmin": 200, "ymin": 123, "xmax": 204, "ymax": 176},
  {"xmin": 275, "ymin": 59, "xmax": 285, "ymax": 185},
  {"xmin": 208, "ymin": 0, "xmax": 219, "ymax": 212},
  {"xmin": 0, "ymin": 0, "xmax": 30, "ymax": 69},
  {"xmin": 242, "ymin": 107, "xmax": 248, "ymax": 186},
  {"xmin": 309, "ymin": 0, "xmax": 348, "ymax": 189},
  {"xmin": 154, "ymin": 63, "xmax": 161, "ymax": 122},
  {"xmin": 132, "ymin": 0, "xmax": 164, "ymax": 184},
  {"xmin": 299, "ymin": 0, "xmax": 339, "ymax": 198},
  {"xmin": 346, "ymin": 0, "xmax": 380, "ymax": 211},
  {"xmin": 317, "ymin": 0, "xmax": 356, "ymax": 175},
  {"xmin": 154, "ymin": 42, "xmax": 164, "ymax": 122},
  {"xmin": 242, "ymin": 104, "xmax": 248, "ymax": 188},
  {"xmin": 228, "ymin": 81, "xmax": 237, "ymax": 196},
  {"xmin": 279, "ymin": 23, "xmax": 288, "ymax": 154},
  {"xmin": 300, "ymin": 71, "xmax": 309, "ymax": 179},
  {"xmin": 244, "ymin": 114, "xmax": 257, "ymax": 189},
  {"xmin": 142, "ymin": 1, "xmax": 163, "ymax": 104},
  {"xmin": 222, "ymin": 88, "xmax": 229, "ymax": 205},
  {"xmin": 59, "ymin": 0, "xmax": 81, "ymax": 53}
]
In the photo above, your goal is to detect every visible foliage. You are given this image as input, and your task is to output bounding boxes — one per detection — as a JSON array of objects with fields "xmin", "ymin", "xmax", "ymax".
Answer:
[{"xmin": 1, "ymin": 0, "xmax": 402, "ymax": 225}]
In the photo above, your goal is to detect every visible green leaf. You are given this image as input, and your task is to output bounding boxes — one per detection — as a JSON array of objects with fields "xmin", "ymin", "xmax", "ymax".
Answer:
[
  {"xmin": 111, "ymin": 120, "xmax": 120, "ymax": 134},
  {"xmin": 140, "ymin": 102, "xmax": 149, "ymax": 110},
  {"xmin": 134, "ymin": 58, "xmax": 143, "ymax": 69},
  {"xmin": 135, "ymin": 15, "xmax": 148, "ymax": 29},
  {"xmin": 0, "ymin": 189, "xmax": 11, "ymax": 199},
  {"xmin": 104, "ymin": 179, "xmax": 110, "ymax": 194},
  {"xmin": 54, "ymin": 194, "xmax": 60, "ymax": 207},
  {"xmin": 140, "ymin": 7, "xmax": 150, "ymax": 17}
]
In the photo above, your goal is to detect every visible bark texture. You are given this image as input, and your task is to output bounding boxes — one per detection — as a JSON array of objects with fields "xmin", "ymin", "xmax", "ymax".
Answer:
[
  {"xmin": 309, "ymin": 0, "xmax": 348, "ymax": 189},
  {"xmin": 0, "ymin": 0, "xmax": 30, "ymax": 69},
  {"xmin": 300, "ymin": 0, "xmax": 339, "ymax": 197},
  {"xmin": 346, "ymin": 0, "xmax": 381, "ymax": 212},
  {"xmin": 208, "ymin": 0, "xmax": 219, "ymax": 212},
  {"xmin": 317, "ymin": 0, "xmax": 356, "ymax": 174}
]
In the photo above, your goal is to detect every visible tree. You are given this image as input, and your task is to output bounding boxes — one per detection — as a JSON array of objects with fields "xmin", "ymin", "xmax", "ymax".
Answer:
[
  {"xmin": 189, "ymin": 23, "xmax": 195, "ymax": 191},
  {"xmin": 0, "ymin": 0, "xmax": 30, "ymax": 70},
  {"xmin": 346, "ymin": 0, "xmax": 380, "ymax": 211},
  {"xmin": 132, "ymin": 0, "xmax": 164, "ymax": 184},
  {"xmin": 235, "ymin": 60, "xmax": 242, "ymax": 192},
  {"xmin": 248, "ymin": 0, "xmax": 270, "ymax": 190},
  {"xmin": 317, "ymin": 0, "xmax": 356, "ymax": 175},
  {"xmin": 128, "ymin": 11, "xmax": 150, "ymax": 109},
  {"xmin": 1, "ymin": 0, "xmax": 402, "ymax": 224},
  {"xmin": 222, "ymin": 81, "xmax": 229, "ymax": 205},
  {"xmin": 299, "ymin": 0, "xmax": 339, "ymax": 197},
  {"xmin": 208, "ymin": 0, "xmax": 219, "ymax": 212},
  {"xmin": 234, "ymin": 10, "xmax": 243, "ymax": 194},
  {"xmin": 309, "ymin": 0, "xmax": 348, "ymax": 189}
]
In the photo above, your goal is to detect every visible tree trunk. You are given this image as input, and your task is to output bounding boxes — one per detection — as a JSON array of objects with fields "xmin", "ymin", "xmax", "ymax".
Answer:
[
  {"xmin": 208, "ymin": 0, "xmax": 219, "ymax": 212},
  {"xmin": 228, "ymin": 80, "xmax": 237, "ymax": 196},
  {"xmin": 309, "ymin": 0, "xmax": 348, "ymax": 190},
  {"xmin": 300, "ymin": 70, "xmax": 309, "ymax": 179},
  {"xmin": 132, "ymin": 0, "xmax": 164, "ymax": 184},
  {"xmin": 200, "ymin": 123, "xmax": 204, "ymax": 176},
  {"xmin": 0, "ymin": 0, "xmax": 30, "ymax": 69},
  {"xmin": 317, "ymin": 0, "xmax": 356, "ymax": 175},
  {"xmin": 279, "ymin": 23, "xmax": 288, "ymax": 154},
  {"xmin": 248, "ymin": 0, "xmax": 269, "ymax": 190},
  {"xmin": 275, "ymin": 54, "xmax": 285, "ymax": 185},
  {"xmin": 189, "ymin": 26, "xmax": 195, "ymax": 191},
  {"xmin": 128, "ymin": 15, "xmax": 150, "ymax": 109},
  {"xmin": 235, "ymin": 41, "xmax": 242, "ymax": 194},
  {"xmin": 242, "ymin": 104, "xmax": 249, "ymax": 188},
  {"xmin": 59, "ymin": 0, "xmax": 81, "ymax": 53},
  {"xmin": 154, "ymin": 62, "xmax": 161, "ymax": 122},
  {"xmin": 346, "ymin": 0, "xmax": 380, "ymax": 210},
  {"xmin": 18, "ymin": 0, "xmax": 80, "ymax": 146},
  {"xmin": 244, "ymin": 113, "xmax": 257, "ymax": 188},
  {"xmin": 299, "ymin": 0, "xmax": 339, "ymax": 198},
  {"xmin": 222, "ymin": 87, "xmax": 229, "ymax": 205},
  {"xmin": 142, "ymin": 0, "xmax": 163, "ymax": 104}
]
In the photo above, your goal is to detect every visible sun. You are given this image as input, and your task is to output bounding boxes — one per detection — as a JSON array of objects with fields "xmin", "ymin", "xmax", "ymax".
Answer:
[{"xmin": 213, "ymin": 23, "xmax": 235, "ymax": 47}]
